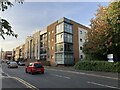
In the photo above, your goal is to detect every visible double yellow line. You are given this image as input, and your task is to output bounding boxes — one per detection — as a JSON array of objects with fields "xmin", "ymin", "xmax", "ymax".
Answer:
[
  {"xmin": 2, "ymin": 76, "xmax": 39, "ymax": 90},
  {"xmin": 12, "ymin": 77, "xmax": 39, "ymax": 90}
]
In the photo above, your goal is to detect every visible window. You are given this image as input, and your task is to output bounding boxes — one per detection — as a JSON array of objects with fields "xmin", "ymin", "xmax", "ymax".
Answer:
[
  {"xmin": 56, "ymin": 33, "xmax": 64, "ymax": 43},
  {"xmin": 56, "ymin": 43, "xmax": 64, "ymax": 52},
  {"xmin": 80, "ymin": 55, "xmax": 83, "ymax": 59},
  {"xmin": 64, "ymin": 23, "xmax": 72, "ymax": 33},
  {"xmin": 40, "ymin": 48, "xmax": 46, "ymax": 54},
  {"xmin": 40, "ymin": 55, "xmax": 46, "ymax": 60},
  {"xmin": 80, "ymin": 47, "xmax": 82, "ymax": 50},
  {"xmin": 51, "ymin": 47, "xmax": 53, "ymax": 50},
  {"xmin": 80, "ymin": 31, "xmax": 82, "ymax": 34},
  {"xmin": 64, "ymin": 54, "xmax": 73, "ymax": 60},
  {"xmin": 34, "ymin": 63, "xmax": 42, "ymax": 68},
  {"xmin": 52, "ymin": 39, "xmax": 53, "ymax": 41},
  {"xmin": 80, "ymin": 38, "xmax": 82, "ymax": 42},
  {"xmin": 64, "ymin": 44, "xmax": 73, "ymax": 51},
  {"xmin": 55, "ymin": 53, "xmax": 64, "ymax": 60},
  {"xmin": 64, "ymin": 33, "xmax": 72, "ymax": 43},
  {"xmin": 52, "ymin": 30, "xmax": 54, "ymax": 33},
  {"xmin": 56, "ymin": 23, "xmax": 64, "ymax": 34}
]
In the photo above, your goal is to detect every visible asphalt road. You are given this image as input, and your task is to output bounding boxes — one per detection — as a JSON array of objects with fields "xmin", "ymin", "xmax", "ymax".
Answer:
[{"xmin": 1, "ymin": 63, "xmax": 120, "ymax": 90}]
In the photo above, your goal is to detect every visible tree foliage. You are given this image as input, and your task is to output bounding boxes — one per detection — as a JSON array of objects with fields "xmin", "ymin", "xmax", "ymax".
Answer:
[
  {"xmin": 0, "ymin": 0, "xmax": 23, "ymax": 39},
  {"xmin": 83, "ymin": 1, "xmax": 120, "ymax": 61}
]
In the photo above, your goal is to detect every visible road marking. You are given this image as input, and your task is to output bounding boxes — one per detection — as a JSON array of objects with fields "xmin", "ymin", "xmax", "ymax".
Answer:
[
  {"xmin": 51, "ymin": 74, "xmax": 71, "ymax": 79},
  {"xmin": 12, "ymin": 77, "xmax": 39, "ymax": 90},
  {"xmin": 87, "ymin": 81, "xmax": 120, "ymax": 89},
  {"xmin": 46, "ymin": 68, "xmax": 119, "ymax": 80},
  {"xmin": 1, "ymin": 71, "xmax": 39, "ymax": 90}
]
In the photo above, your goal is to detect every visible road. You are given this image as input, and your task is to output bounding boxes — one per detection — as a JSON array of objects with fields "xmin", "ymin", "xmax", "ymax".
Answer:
[{"xmin": 1, "ymin": 63, "xmax": 120, "ymax": 90}]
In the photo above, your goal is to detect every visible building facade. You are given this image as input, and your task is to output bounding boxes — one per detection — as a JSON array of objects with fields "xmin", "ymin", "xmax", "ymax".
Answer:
[
  {"xmin": 25, "ymin": 36, "xmax": 34, "ymax": 60},
  {"xmin": 33, "ymin": 31, "xmax": 40, "ymax": 60},
  {"xmin": 13, "ymin": 17, "xmax": 89, "ymax": 65},
  {"xmin": 40, "ymin": 28, "xmax": 47, "ymax": 61},
  {"xmin": 3, "ymin": 51, "xmax": 12, "ymax": 60},
  {"xmin": 46, "ymin": 17, "xmax": 89, "ymax": 65}
]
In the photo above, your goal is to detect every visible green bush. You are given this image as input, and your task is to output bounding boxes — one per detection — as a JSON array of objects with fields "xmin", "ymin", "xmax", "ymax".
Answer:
[{"xmin": 74, "ymin": 61, "xmax": 120, "ymax": 73}]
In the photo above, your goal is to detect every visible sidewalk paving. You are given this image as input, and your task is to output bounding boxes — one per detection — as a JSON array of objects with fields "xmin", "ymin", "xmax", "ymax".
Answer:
[{"xmin": 45, "ymin": 66, "xmax": 119, "ymax": 79}]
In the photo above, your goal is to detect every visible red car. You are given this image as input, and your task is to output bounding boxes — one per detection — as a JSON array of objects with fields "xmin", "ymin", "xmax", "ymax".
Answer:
[{"xmin": 25, "ymin": 62, "xmax": 44, "ymax": 74}]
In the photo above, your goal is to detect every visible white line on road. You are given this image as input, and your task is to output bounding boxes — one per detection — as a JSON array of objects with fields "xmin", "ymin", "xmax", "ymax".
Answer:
[
  {"xmin": 46, "ymin": 68, "xmax": 119, "ymax": 80},
  {"xmin": 1, "ymin": 71, "xmax": 39, "ymax": 90},
  {"xmin": 87, "ymin": 81, "xmax": 120, "ymax": 89},
  {"xmin": 13, "ymin": 77, "xmax": 39, "ymax": 90},
  {"xmin": 51, "ymin": 74, "xmax": 71, "ymax": 79}
]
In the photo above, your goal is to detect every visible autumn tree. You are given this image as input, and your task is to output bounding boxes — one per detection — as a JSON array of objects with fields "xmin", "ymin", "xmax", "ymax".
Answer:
[
  {"xmin": 0, "ymin": 0, "xmax": 23, "ymax": 39},
  {"xmin": 83, "ymin": 1, "xmax": 120, "ymax": 61}
]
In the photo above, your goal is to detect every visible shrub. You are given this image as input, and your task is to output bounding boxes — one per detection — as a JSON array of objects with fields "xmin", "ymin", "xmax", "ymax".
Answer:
[{"xmin": 74, "ymin": 61, "xmax": 120, "ymax": 73}]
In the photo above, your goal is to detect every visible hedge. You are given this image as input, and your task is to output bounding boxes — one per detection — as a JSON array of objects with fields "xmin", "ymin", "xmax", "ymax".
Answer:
[{"xmin": 74, "ymin": 61, "xmax": 120, "ymax": 73}]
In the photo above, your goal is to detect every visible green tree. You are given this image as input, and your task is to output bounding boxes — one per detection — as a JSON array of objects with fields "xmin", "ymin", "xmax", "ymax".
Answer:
[
  {"xmin": 0, "ymin": 0, "xmax": 23, "ymax": 39},
  {"xmin": 106, "ymin": 1, "xmax": 120, "ymax": 61},
  {"xmin": 83, "ymin": 1, "xmax": 120, "ymax": 61}
]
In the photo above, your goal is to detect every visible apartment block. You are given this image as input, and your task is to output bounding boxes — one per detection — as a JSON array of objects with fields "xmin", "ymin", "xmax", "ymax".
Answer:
[
  {"xmin": 13, "ymin": 17, "xmax": 89, "ymax": 65},
  {"xmin": 40, "ymin": 28, "xmax": 47, "ymax": 61},
  {"xmin": 33, "ymin": 31, "xmax": 40, "ymax": 60},
  {"xmin": 14, "ymin": 46, "xmax": 20, "ymax": 61},
  {"xmin": 25, "ymin": 36, "xmax": 34, "ymax": 60},
  {"xmin": 12, "ymin": 44, "xmax": 25, "ymax": 61},
  {"xmin": 46, "ymin": 17, "xmax": 89, "ymax": 65}
]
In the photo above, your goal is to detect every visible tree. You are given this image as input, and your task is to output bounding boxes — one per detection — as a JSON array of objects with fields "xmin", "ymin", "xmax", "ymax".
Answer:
[
  {"xmin": 83, "ymin": 1, "xmax": 120, "ymax": 61},
  {"xmin": 0, "ymin": 0, "xmax": 23, "ymax": 39},
  {"xmin": 106, "ymin": 1, "xmax": 120, "ymax": 60}
]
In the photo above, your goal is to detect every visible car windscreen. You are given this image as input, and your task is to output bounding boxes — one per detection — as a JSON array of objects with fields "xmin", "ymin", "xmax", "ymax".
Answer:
[{"xmin": 34, "ymin": 63, "xmax": 42, "ymax": 68}]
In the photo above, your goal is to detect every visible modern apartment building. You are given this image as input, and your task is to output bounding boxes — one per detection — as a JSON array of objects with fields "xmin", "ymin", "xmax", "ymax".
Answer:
[
  {"xmin": 13, "ymin": 44, "xmax": 25, "ymax": 61},
  {"xmin": 25, "ymin": 36, "xmax": 34, "ymax": 60},
  {"xmin": 33, "ymin": 31, "xmax": 40, "ymax": 60},
  {"xmin": 13, "ymin": 17, "xmax": 89, "ymax": 65},
  {"xmin": 46, "ymin": 17, "xmax": 89, "ymax": 65},
  {"xmin": 14, "ymin": 46, "xmax": 20, "ymax": 61},
  {"xmin": 40, "ymin": 28, "xmax": 47, "ymax": 61}
]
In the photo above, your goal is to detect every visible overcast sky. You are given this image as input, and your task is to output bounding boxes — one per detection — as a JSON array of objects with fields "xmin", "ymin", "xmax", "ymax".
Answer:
[{"xmin": 0, "ymin": 2, "xmax": 109, "ymax": 51}]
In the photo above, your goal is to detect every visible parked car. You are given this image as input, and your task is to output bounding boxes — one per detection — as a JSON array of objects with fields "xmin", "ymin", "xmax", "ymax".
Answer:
[
  {"xmin": 18, "ymin": 61, "xmax": 25, "ymax": 66},
  {"xmin": 25, "ymin": 61, "xmax": 44, "ymax": 74},
  {"xmin": 8, "ymin": 61, "xmax": 18, "ymax": 68}
]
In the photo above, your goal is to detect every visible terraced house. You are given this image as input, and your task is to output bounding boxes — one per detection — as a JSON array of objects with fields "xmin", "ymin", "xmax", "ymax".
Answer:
[{"xmin": 13, "ymin": 17, "xmax": 89, "ymax": 66}]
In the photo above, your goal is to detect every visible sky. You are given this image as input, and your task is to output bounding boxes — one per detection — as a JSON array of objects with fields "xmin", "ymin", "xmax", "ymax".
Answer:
[{"xmin": 0, "ymin": 2, "xmax": 109, "ymax": 51}]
